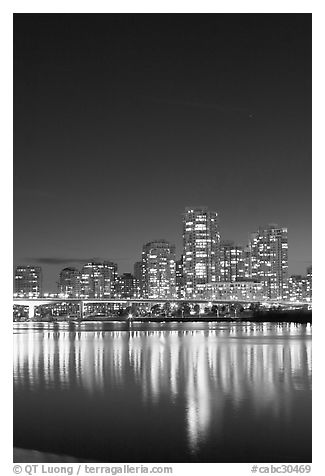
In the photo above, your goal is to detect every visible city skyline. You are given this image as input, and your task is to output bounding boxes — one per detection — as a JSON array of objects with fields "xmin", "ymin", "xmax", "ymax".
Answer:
[
  {"xmin": 14, "ymin": 212, "xmax": 305, "ymax": 294},
  {"xmin": 14, "ymin": 208, "xmax": 312, "ymax": 303},
  {"xmin": 14, "ymin": 14, "xmax": 311, "ymax": 292}
]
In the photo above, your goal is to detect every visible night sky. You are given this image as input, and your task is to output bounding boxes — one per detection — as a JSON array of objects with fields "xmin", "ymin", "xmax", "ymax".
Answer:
[{"xmin": 14, "ymin": 14, "xmax": 312, "ymax": 292}]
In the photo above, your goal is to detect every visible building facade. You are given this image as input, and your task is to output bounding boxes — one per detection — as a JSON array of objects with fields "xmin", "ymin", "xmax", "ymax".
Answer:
[
  {"xmin": 208, "ymin": 281, "xmax": 263, "ymax": 301},
  {"xmin": 288, "ymin": 275, "xmax": 306, "ymax": 302},
  {"xmin": 250, "ymin": 225, "xmax": 289, "ymax": 300},
  {"xmin": 116, "ymin": 273, "xmax": 135, "ymax": 299},
  {"xmin": 220, "ymin": 241, "xmax": 246, "ymax": 282},
  {"xmin": 288, "ymin": 266, "xmax": 312, "ymax": 303},
  {"xmin": 183, "ymin": 207, "xmax": 220, "ymax": 298},
  {"xmin": 306, "ymin": 266, "xmax": 312, "ymax": 301},
  {"xmin": 133, "ymin": 261, "xmax": 143, "ymax": 298},
  {"xmin": 102, "ymin": 261, "xmax": 118, "ymax": 297},
  {"xmin": 248, "ymin": 232, "xmax": 259, "ymax": 281},
  {"xmin": 14, "ymin": 265, "xmax": 42, "ymax": 297},
  {"xmin": 79, "ymin": 261, "xmax": 117, "ymax": 298},
  {"xmin": 176, "ymin": 256, "xmax": 185, "ymax": 298},
  {"xmin": 142, "ymin": 240, "xmax": 176, "ymax": 299},
  {"xmin": 242, "ymin": 245, "xmax": 252, "ymax": 279},
  {"xmin": 58, "ymin": 267, "xmax": 80, "ymax": 297}
]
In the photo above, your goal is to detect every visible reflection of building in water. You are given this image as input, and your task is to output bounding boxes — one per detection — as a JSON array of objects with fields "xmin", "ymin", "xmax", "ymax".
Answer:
[{"xmin": 14, "ymin": 324, "xmax": 311, "ymax": 452}]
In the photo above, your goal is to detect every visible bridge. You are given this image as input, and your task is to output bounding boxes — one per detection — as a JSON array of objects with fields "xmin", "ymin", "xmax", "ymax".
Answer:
[{"xmin": 13, "ymin": 297, "xmax": 309, "ymax": 320}]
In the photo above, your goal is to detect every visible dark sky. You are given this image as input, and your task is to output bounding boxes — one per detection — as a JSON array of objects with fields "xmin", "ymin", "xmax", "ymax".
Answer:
[{"xmin": 14, "ymin": 13, "xmax": 312, "ymax": 292}]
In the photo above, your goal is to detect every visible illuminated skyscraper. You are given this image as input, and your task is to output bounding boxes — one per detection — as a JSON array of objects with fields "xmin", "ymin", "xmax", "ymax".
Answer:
[
  {"xmin": 14, "ymin": 265, "xmax": 42, "ymax": 297},
  {"xmin": 288, "ymin": 275, "xmax": 305, "ymax": 302},
  {"xmin": 102, "ymin": 261, "xmax": 118, "ymax": 297},
  {"xmin": 116, "ymin": 273, "xmax": 135, "ymax": 298},
  {"xmin": 219, "ymin": 241, "xmax": 245, "ymax": 282},
  {"xmin": 80, "ymin": 262, "xmax": 104, "ymax": 298},
  {"xmin": 176, "ymin": 256, "xmax": 185, "ymax": 298},
  {"xmin": 79, "ymin": 261, "xmax": 117, "ymax": 298},
  {"xmin": 288, "ymin": 266, "xmax": 312, "ymax": 302},
  {"xmin": 248, "ymin": 232, "xmax": 259, "ymax": 280},
  {"xmin": 183, "ymin": 207, "xmax": 220, "ymax": 298},
  {"xmin": 133, "ymin": 261, "xmax": 143, "ymax": 298},
  {"xmin": 242, "ymin": 244, "xmax": 252, "ymax": 279},
  {"xmin": 58, "ymin": 267, "xmax": 80, "ymax": 297},
  {"xmin": 306, "ymin": 265, "xmax": 312, "ymax": 301},
  {"xmin": 251, "ymin": 225, "xmax": 289, "ymax": 299},
  {"xmin": 142, "ymin": 240, "xmax": 176, "ymax": 298}
]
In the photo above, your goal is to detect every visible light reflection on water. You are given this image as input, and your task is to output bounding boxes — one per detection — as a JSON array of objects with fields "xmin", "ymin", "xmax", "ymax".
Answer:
[{"xmin": 13, "ymin": 322, "xmax": 312, "ymax": 462}]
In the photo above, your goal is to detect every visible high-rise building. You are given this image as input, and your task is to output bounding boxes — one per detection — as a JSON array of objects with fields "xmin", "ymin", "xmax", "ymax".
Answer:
[
  {"xmin": 116, "ymin": 273, "xmax": 134, "ymax": 298},
  {"xmin": 242, "ymin": 245, "xmax": 252, "ymax": 279},
  {"xmin": 288, "ymin": 266, "xmax": 312, "ymax": 303},
  {"xmin": 251, "ymin": 225, "xmax": 289, "ymax": 300},
  {"xmin": 14, "ymin": 265, "xmax": 42, "ymax": 297},
  {"xmin": 79, "ymin": 261, "xmax": 117, "ymax": 298},
  {"xmin": 248, "ymin": 232, "xmax": 259, "ymax": 280},
  {"xmin": 176, "ymin": 256, "xmax": 185, "ymax": 298},
  {"xmin": 102, "ymin": 261, "xmax": 118, "ymax": 297},
  {"xmin": 58, "ymin": 267, "xmax": 80, "ymax": 297},
  {"xmin": 288, "ymin": 275, "xmax": 306, "ymax": 302},
  {"xmin": 220, "ymin": 241, "xmax": 245, "ymax": 282},
  {"xmin": 133, "ymin": 261, "xmax": 143, "ymax": 298},
  {"xmin": 306, "ymin": 265, "xmax": 312, "ymax": 301},
  {"xmin": 183, "ymin": 207, "xmax": 220, "ymax": 298},
  {"xmin": 142, "ymin": 240, "xmax": 176, "ymax": 299},
  {"xmin": 80, "ymin": 262, "xmax": 103, "ymax": 298}
]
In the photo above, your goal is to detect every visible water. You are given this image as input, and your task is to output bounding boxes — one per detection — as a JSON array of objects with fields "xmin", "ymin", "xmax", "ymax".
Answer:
[{"xmin": 13, "ymin": 321, "xmax": 312, "ymax": 462}]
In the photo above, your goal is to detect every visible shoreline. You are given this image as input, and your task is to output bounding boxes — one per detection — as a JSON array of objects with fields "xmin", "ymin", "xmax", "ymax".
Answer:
[
  {"xmin": 13, "ymin": 447, "xmax": 89, "ymax": 463},
  {"xmin": 15, "ymin": 310, "xmax": 312, "ymax": 324}
]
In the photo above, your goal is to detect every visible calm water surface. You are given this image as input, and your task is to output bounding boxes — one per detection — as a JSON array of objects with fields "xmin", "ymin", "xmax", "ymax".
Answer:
[{"xmin": 13, "ymin": 321, "xmax": 312, "ymax": 462}]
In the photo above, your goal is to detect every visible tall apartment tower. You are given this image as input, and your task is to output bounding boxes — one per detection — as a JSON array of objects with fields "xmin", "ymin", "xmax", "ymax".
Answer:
[
  {"xmin": 142, "ymin": 240, "xmax": 176, "ymax": 299},
  {"xmin": 133, "ymin": 261, "xmax": 143, "ymax": 298},
  {"xmin": 58, "ymin": 267, "xmax": 80, "ymax": 297},
  {"xmin": 288, "ymin": 275, "xmax": 306, "ymax": 302},
  {"xmin": 220, "ymin": 241, "xmax": 245, "ymax": 282},
  {"xmin": 102, "ymin": 261, "xmax": 118, "ymax": 297},
  {"xmin": 251, "ymin": 225, "xmax": 289, "ymax": 299},
  {"xmin": 176, "ymin": 255, "xmax": 185, "ymax": 298},
  {"xmin": 248, "ymin": 232, "xmax": 259, "ymax": 280},
  {"xmin": 182, "ymin": 207, "xmax": 220, "ymax": 298},
  {"xmin": 14, "ymin": 265, "xmax": 42, "ymax": 297},
  {"xmin": 116, "ymin": 273, "xmax": 135, "ymax": 298},
  {"xmin": 306, "ymin": 265, "xmax": 312, "ymax": 301},
  {"xmin": 242, "ymin": 244, "xmax": 252, "ymax": 279},
  {"xmin": 79, "ymin": 261, "xmax": 117, "ymax": 298},
  {"xmin": 79, "ymin": 262, "xmax": 104, "ymax": 298}
]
